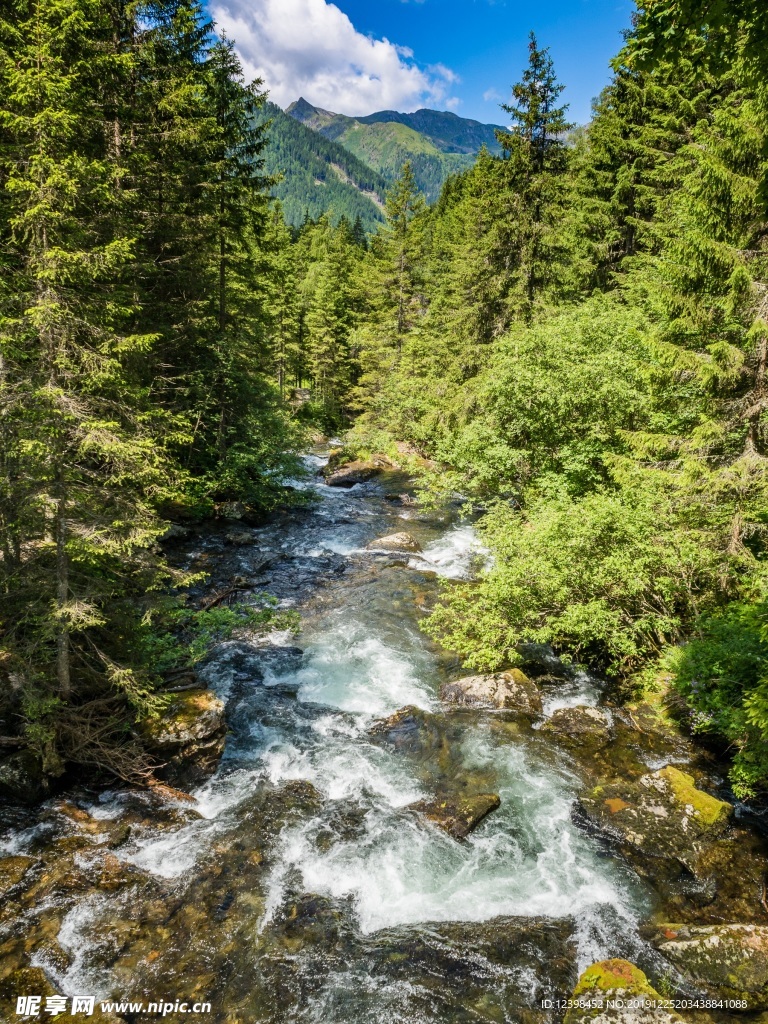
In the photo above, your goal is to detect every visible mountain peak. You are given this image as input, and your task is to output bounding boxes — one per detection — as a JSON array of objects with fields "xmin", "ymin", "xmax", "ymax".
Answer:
[{"xmin": 287, "ymin": 97, "xmax": 338, "ymax": 121}]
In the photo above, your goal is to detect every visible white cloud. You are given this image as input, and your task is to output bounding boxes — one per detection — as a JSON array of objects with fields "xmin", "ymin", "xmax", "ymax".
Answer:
[
  {"xmin": 483, "ymin": 87, "xmax": 503, "ymax": 103},
  {"xmin": 212, "ymin": 0, "xmax": 458, "ymax": 115},
  {"xmin": 445, "ymin": 96, "xmax": 461, "ymax": 110}
]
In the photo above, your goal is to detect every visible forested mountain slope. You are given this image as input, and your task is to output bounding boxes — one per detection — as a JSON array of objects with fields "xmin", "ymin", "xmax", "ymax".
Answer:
[
  {"xmin": 258, "ymin": 101, "xmax": 387, "ymax": 231},
  {"xmin": 286, "ymin": 98, "xmax": 493, "ymax": 202},
  {"xmin": 356, "ymin": 107, "xmax": 505, "ymax": 155}
]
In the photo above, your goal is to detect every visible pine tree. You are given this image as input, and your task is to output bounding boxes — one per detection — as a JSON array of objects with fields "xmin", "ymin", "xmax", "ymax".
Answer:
[
  {"xmin": 0, "ymin": 0, "xmax": 180, "ymax": 778},
  {"xmin": 495, "ymin": 33, "xmax": 574, "ymax": 316},
  {"xmin": 303, "ymin": 218, "xmax": 362, "ymax": 424}
]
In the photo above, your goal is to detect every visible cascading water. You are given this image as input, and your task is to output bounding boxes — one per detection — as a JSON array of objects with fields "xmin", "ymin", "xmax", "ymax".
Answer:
[{"xmin": 1, "ymin": 452, "xmax": 662, "ymax": 1022}]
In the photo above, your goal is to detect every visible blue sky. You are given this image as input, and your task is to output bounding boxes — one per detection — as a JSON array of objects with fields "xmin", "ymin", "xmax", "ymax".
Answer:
[
  {"xmin": 332, "ymin": 0, "xmax": 635, "ymax": 123},
  {"xmin": 212, "ymin": 0, "xmax": 636, "ymax": 125}
]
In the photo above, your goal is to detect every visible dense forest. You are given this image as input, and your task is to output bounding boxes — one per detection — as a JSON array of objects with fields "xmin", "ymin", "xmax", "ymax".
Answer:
[{"xmin": 2, "ymin": 0, "xmax": 768, "ymax": 801}]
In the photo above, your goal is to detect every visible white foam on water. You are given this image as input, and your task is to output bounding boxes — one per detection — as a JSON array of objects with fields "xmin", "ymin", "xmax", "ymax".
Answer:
[
  {"xmin": 124, "ymin": 825, "xmax": 213, "ymax": 878},
  {"xmin": 259, "ymin": 723, "xmax": 647, "ymax": 951},
  {"xmin": 293, "ymin": 619, "xmax": 436, "ymax": 716},
  {"xmin": 407, "ymin": 524, "xmax": 488, "ymax": 580},
  {"xmin": 0, "ymin": 822, "xmax": 51, "ymax": 855},
  {"xmin": 262, "ymin": 731, "xmax": 425, "ymax": 808},
  {"xmin": 120, "ymin": 763, "xmax": 268, "ymax": 879},
  {"xmin": 44, "ymin": 894, "xmax": 116, "ymax": 999},
  {"xmin": 540, "ymin": 670, "xmax": 603, "ymax": 716}
]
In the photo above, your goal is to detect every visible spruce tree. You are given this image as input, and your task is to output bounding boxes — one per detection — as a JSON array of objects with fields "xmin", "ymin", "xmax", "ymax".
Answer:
[
  {"xmin": 495, "ymin": 33, "xmax": 574, "ymax": 317},
  {"xmin": 0, "ymin": 0, "xmax": 181, "ymax": 778}
]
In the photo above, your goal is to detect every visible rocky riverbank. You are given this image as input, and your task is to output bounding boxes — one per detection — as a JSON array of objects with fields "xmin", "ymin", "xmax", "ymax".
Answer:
[{"xmin": 2, "ymin": 451, "xmax": 768, "ymax": 1023}]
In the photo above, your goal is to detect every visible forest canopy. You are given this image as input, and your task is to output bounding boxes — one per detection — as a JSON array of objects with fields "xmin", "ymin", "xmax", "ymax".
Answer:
[{"xmin": 2, "ymin": 1, "xmax": 768, "ymax": 797}]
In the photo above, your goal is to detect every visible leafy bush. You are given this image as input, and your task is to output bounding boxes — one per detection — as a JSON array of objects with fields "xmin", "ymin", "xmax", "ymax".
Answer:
[
  {"xmin": 425, "ymin": 488, "xmax": 722, "ymax": 675},
  {"xmin": 665, "ymin": 600, "xmax": 768, "ymax": 797}
]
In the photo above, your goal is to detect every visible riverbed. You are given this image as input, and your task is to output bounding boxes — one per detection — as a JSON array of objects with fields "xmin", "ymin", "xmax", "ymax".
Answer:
[{"xmin": 0, "ymin": 453, "xmax": 749, "ymax": 1023}]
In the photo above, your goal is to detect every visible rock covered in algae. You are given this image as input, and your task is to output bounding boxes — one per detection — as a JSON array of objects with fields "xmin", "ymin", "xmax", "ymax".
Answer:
[
  {"xmin": 651, "ymin": 923, "xmax": 768, "ymax": 1010},
  {"xmin": 540, "ymin": 705, "xmax": 614, "ymax": 752},
  {"xmin": 578, "ymin": 766, "xmax": 732, "ymax": 876},
  {"xmin": 564, "ymin": 959, "xmax": 684, "ymax": 1024},
  {"xmin": 324, "ymin": 456, "xmax": 394, "ymax": 487},
  {"xmin": 367, "ymin": 531, "xmax": 422, "ymax": 552},
  {"xmin": 408, "ymin": 792, "xmax": 501, "ymax": 839},
  {"xmin": 140, "ymin": 689, "xmax": 226, "ymax": 787},
  {"xmin": 440, "ymin": 669, "xmax": 543, "ymax": 716},
  {"xmin": 0, "ymin": 855, "xmax": 36, "ymax": 897}
]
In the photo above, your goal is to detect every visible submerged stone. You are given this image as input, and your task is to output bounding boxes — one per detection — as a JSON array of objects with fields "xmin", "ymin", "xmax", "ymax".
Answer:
[
  {"xmin": 564, "ymin": 959, "xmax": 684, "ymax": 1023},
  {"xmin": 440, "ymin": 669, "xmax": 542, "ymax": 716},
  {"xmin": 409, "ymin": 792, "xmax": 500, "ymax": 839},
  {"xmin": 651, "ymin": 923, "xmax": 768, "ymax": 1009},
  {"xmin": 541, "ymin": 706, "xmax": 613, "ymax": 752},
  {"xmin": 367, "ymin": 531, "xmax": 422, "ymax": 553},
  {"xmin": 273, "ymin": 892, "xmax": 347, "ymax": 949},
  {"xmin": 0, "ymin": 854, "xmax": 36, "ymax": 896},
  {"xmin": 224, "ymin": 529, "xmax": 253, "ymax": 545},
  {"xmin": 368, "ymin": 705, "xmax": 444, "ymax": 756}
]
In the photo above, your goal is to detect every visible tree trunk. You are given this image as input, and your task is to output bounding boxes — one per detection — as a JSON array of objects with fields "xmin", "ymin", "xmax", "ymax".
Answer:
[
  {"xmin": 55, "ymin": 485, "xmax": 71, "ymax": 699},
  {"xmin": 747, "ymin": 331, "xmax": 767, "ymax": 454}
]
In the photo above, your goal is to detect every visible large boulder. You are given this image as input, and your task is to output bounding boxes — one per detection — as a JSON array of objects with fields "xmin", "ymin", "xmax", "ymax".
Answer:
[
  {"xmin": 564, "ymin": 959, "xmax": 685, "ymax": 1024},
  {"xmin": 650, "ymin": 923, "xmax": 768, "ymax": 1010},
  {"xmin": 0, "ymin": 750, "xmax": 48, "ymax": 804},
  {"xmin": 367, "ymin": 532, "xmax": 422, "ymax": 553},
  {"xmin": 324, "ymin": 455, "xmax": 395, "ymax": 488},
  {"xmin": 409, "ymin": 792, "xmax": 500, "ymax": 840},
  {"xmin": 540, "ymin": 706, "xmax": 614, "ymax": 753},
  {"xmin": 140, "ymin": 690, "xmax": 226, "ymax": 788},
  {"xmin": 578, "ymin": 766, "xmax": 732, "ymax": 878},
  {"xmin": 440, "ymin": 669, "xmax": 542, "ymax": 716}
]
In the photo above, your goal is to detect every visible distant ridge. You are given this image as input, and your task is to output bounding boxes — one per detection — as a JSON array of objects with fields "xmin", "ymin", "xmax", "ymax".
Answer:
[
  {"xmin": 285, "ymin": 98, "xmax": 505, "ymax": 203},
  {"xmin": 356, "ymin": 108, "xmax": 506, "ymax": 156}
]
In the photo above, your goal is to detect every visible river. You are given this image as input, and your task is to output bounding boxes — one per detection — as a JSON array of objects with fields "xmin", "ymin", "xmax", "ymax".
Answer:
[{"xmin": 1, "ymin": 452, "xmax": 671, "ymax": 1023}]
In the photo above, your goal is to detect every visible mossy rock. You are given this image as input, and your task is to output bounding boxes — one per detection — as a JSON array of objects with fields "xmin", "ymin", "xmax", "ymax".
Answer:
[
  {"xmin": 323, "ymin": 460, "xmax": 386, "ymax": 487},
  {"xmin": 651, "ymin": 924, "xmax": 768, "ymax": 1009},
  {"xmin": 578, "ymin": 766, "xmax": 732, "ymax": 878},
  {"xmin": 140, "ymin": 690, "xmax": 225, "ymax": 750},
  {"xmin": 140, "ymin": 690, "xmax": 226, "ymax": 788},
  {"xmin": 657, "ymin": 767, "xmax": 731, "ymax": 829},
  {"xmin": 564, "ymin": 959, "xmax": 684, "ymax": 1023}
]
